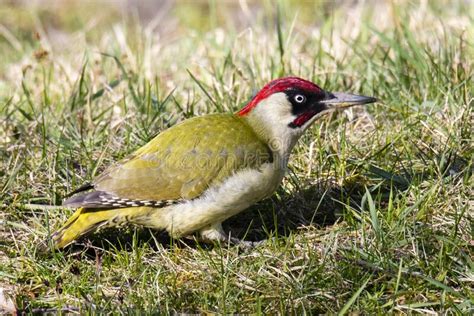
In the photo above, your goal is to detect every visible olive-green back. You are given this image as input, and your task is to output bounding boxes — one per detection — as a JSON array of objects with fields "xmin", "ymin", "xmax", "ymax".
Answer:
[{"xmin": 94, "ymin": 114, "xmax": 272, "ymax": 200}]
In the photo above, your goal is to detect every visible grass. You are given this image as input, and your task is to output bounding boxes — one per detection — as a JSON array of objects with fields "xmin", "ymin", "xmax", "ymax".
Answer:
[{"xmin": 1, "ymin": 0, "xmax": 473, "ymax": 313}]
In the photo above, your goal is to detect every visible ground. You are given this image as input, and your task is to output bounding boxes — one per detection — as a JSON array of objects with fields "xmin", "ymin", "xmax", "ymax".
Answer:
[{"xmin": 0, "ymin": 0, "xmax": 472, "ymax": 313}]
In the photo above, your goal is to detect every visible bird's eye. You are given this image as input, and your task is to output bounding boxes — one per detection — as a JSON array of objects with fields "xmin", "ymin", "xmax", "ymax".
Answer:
[{"xmin": 294, "ymin": 94, "xmax": 306, "ymax": 103}]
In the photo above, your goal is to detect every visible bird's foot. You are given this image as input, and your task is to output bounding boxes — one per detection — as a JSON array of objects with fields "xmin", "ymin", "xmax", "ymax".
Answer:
[
  {"xmin": 227, "ymin": 236, "xmax": 267, "ymax": 249},
  {"xmin": 198, "ymin": 223, "xmax": 267, "ymax": 249}
]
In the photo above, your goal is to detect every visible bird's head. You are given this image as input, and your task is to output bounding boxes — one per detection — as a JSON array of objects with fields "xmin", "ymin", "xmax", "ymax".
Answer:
[{"xmin": 238, "ymin": 77, "xmax": 376, "ymax": 153}]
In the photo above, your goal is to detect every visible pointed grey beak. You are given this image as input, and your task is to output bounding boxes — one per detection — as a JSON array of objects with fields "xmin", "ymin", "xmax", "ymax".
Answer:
[{"xmin": 320, "ymin": 92, "xmax": 377, "ymax": 109}]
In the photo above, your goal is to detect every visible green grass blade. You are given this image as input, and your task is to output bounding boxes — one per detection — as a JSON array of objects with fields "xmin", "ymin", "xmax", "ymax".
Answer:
[{"xmin": 338, "ymin": 277, "xmax": 371, "ymax": 315}]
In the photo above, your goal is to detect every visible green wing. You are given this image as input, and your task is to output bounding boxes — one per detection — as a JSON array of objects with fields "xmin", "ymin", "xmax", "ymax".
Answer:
[{"xmin": 93, "ymin": 114, "xmax": 272, "ymax": 200}]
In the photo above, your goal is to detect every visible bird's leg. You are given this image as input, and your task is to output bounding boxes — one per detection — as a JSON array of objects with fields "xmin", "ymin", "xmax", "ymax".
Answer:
[
  {"xmin": 198, "ymin": 223, "xmax": 265, "ymax": 248},
  {"xmin": 198, "ymin": 223, "xmax": 227, "ymax": 242}
]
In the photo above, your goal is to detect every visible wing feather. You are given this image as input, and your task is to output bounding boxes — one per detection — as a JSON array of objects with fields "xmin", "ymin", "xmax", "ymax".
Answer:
[{"xmin": 91, "ymin": 114, "xmax": 272, "ymax": 201}]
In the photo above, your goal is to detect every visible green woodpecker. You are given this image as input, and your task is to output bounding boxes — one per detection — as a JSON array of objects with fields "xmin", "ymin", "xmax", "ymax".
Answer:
[{"xmin": 51, "ymin": 77, "xmax": 376, "ymax": 248}]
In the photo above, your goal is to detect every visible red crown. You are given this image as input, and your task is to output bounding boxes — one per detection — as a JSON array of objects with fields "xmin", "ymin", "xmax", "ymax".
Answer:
[{"xmin": 238, "ymin": 77, "xmax": 322, "ymax": 116}]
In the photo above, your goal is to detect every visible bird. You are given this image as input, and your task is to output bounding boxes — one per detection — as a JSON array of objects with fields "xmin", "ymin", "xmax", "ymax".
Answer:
[{"xmin": 50, "ymin": 77, "xmax": 376, "ymax": 249}]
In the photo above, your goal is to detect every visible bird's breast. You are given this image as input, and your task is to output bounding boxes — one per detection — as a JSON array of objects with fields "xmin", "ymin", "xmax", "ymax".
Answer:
[{"xmin": 163, "ymin": 161, "xmax": 286, "ymax": 236}]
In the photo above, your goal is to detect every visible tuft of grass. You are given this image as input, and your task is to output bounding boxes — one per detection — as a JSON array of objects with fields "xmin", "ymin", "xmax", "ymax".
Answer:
[{"xmin": 1, "ymin": 0, "xmax": 473, "ymax": 314}]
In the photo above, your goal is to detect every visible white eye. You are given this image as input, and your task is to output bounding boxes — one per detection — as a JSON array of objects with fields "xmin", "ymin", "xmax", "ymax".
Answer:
[{"xmin": 294, "ymin": 94, "xmax": 306, "ymax": 103}]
